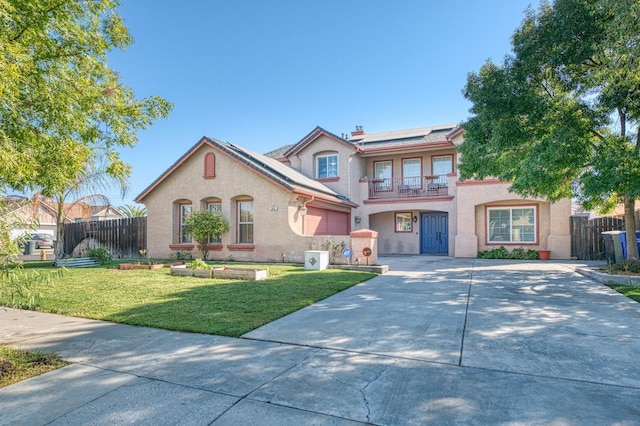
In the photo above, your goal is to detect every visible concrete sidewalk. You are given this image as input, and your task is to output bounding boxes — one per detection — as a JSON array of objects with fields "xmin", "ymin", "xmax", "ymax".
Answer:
[{"xmin": 1, "ymin": 257, "xmax": 640, "ymax": 424}]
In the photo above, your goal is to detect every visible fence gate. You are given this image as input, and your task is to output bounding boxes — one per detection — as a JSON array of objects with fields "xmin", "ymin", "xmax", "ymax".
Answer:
[
  {"xmin": 62, "ymin": 217, "xmax": 147, "ymax": 258},
  {"xmin": 570, "ymin": 215, "xmax": 626, "ymax": 260}
]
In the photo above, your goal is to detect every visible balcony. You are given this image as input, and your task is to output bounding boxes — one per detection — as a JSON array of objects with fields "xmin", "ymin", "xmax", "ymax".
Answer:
[{"xmin": 367, "ymin": 175, "xmax": 449, "ymax": 200}]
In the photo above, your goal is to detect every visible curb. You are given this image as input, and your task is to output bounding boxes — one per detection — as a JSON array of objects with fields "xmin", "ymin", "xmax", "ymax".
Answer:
[{"xmin": 575, "ymin": 267, "xmax": 640, "ymax": 286}]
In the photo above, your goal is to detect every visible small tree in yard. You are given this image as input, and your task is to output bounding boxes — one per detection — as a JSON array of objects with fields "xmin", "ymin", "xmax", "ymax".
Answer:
[{"xmin": 182, "ymin": 210, "xmax": 229, "ymax": 260}]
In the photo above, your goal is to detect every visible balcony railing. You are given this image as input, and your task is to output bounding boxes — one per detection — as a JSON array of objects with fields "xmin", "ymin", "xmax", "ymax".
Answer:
[{"xmin": 368, "ymin": 175, "xmax": 449, "ymax": 200}]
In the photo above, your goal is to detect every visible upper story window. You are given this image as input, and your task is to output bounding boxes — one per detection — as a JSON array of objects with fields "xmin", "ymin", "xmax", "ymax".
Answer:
[
  {"xmin": 316, "ymin": 154, "xmax": 338, "ymax": 179},
  {"xmin": 432, "ymin": 155, "xmax": 453, "ymax": 176},
  {"xmin": 373, "ymin": 160, "xmax": 392, "ymax": 190},
  {"xmin": 204, "ymin": 152, "xmax": 216, "ymax": 178},
  {"xmin": 402, "ymin": 158, "xmax": 422, "ymax": 188}
]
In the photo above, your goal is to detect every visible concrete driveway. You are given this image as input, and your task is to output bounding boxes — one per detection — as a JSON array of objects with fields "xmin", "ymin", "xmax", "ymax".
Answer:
[{"xmin": 1, "ymin": 257, "xmax": 640, "ymax": 425}]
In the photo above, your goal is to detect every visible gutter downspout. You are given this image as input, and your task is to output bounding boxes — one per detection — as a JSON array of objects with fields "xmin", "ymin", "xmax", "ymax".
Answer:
[{"xmin": 302, "ymin": 196, "xmax": 315, "ymax": 235}]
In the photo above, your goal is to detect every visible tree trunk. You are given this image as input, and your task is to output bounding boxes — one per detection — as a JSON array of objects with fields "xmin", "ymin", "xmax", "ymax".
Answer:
[
  {"xmin": 624, "ymin": 196, "xmax": 638, "ymax": 260},
  {"xmin": 54, "ymin": 196, "xmax": 65, "ymax": 261}
]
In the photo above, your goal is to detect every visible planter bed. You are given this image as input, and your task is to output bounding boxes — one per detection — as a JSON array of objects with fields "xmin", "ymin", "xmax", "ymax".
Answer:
[
  {"xmin": 170, "ymin": 265, "xmax": 268, "ymax": 281},
  {"xmin": 119, "ymin": 262, "xmax": 184, "ymax": 270},
  {"xmin": 213, "ymin": 267, "xmax": 269, "ymax": 281}
]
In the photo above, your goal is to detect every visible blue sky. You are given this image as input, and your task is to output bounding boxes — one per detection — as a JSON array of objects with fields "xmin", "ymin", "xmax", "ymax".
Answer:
[{"xmin": 107, "ymin": 0, "xmax": 539, "ymax": 207}]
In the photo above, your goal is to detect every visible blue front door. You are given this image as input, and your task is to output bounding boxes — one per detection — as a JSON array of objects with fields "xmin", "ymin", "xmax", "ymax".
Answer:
[{"xmin": 421, "ymin": 212, "xmax": 448, "ymax": 254}]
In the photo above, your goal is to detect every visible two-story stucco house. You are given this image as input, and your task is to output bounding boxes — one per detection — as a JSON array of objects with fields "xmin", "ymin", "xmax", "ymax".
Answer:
[{"xmin": 135, "ymin": 124, "xmax": 571, "ymax": 261}]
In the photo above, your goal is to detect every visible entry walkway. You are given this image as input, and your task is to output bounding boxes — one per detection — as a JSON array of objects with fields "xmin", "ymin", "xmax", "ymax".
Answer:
[{"xmin": 1, "ymin": 257, "xmax": 639, "ymax": 424}]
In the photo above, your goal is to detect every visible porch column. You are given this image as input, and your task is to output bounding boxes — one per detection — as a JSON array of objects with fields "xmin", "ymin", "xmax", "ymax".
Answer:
[
  {"xmin": 547, "ymin": 199, "xmax": 571, "ymax": 259},
  {"xmin": 454, "ymin": 200, "xmax": 479, "ymax": 258}
]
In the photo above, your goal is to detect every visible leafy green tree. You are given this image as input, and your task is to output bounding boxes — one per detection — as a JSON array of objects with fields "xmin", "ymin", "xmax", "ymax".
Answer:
[
  {"xmin": 460, "ymin": 0, "xmax": 640, "ymax": 259},
  {"xmin": 1, "ymin": 0, "xmax": 172, "ymax": 197},
  {"xmin": 182, "ymin": 210, "xmax": 229, "ymax": 261},
  {"xmin": 1, "ymin": 0, "xmax": 171, "ymax": 264},
  {"xmin": 118, "ymin": 204, "xmax": 147, "ymax": 218}
]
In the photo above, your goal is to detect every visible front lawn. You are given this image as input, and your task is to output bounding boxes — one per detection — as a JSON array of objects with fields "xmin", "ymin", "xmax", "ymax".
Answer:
[
  {"xmin": 608, "ymin": 285, "xmax": 640, "ymax": 303},
  {"xmin": 2, "ymin": 262, "xmax": 376, "ymax": 337}
]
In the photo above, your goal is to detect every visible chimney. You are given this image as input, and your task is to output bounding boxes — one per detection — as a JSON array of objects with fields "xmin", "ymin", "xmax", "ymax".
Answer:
[{"xmin": 351, "ymin": 125, "xmax": 366, "ymax": 137}]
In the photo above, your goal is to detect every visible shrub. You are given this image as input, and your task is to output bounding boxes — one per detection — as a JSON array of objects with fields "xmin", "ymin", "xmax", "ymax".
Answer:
[
  {"xmin": 604, "ymin": 259, "xmax": 640, "ymax": 274},
  {"xmin": 84, "ymin": 247, "xmax": 112, "ymax": 264},
  {"xmin": 172, "ymin": 251, "xmax": 193, "ymax": 261},
  {"xmin": 182, "ymin": 210, "xmax": 230, "ymax": 260},
  {"xmin": 320, "ymin": 238, "xmax": 347, "ymax": 264},
  {"xmin": 187, "ymin": 258, "xmax": 210, "ymax": 270},
  {"xmin": 477, "ymin": 246, "xmax": 539, "ymax": 260}
]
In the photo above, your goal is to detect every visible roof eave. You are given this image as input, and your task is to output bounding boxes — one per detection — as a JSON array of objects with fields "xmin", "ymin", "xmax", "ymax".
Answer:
[{"xmin": 283, "ymin": 126, "xmax": 353, "ymax": 158}]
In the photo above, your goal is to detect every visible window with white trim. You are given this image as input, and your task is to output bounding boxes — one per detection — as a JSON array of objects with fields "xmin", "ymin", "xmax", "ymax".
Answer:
[
  {"xmin": 432, "ymin": 155, "xmax": 453, "ymax": 176},
  {"xmin": 207, "ymin": 201, "xmax": 222, "ymax": 244},
  {"xmin": 179, "ymin": 203, "xmax": 192, "ymax": 243},
  {"xmin": 374, "ymin": 160, "xmax": 392, "ymax": 190},
  {"xmin": 237, "ymin": 201, "xmax": 254, "ymax": 244},
  {"xmin": 316, "ymin": 154, "xmax": 338, "ymax": 179},
  {"xmin": 488, "ymin": 206, "xmax": 536, "ymax": 243},
  {"xmin": 402, "ymin": 158, "xmax": 421, "ymax": 188}
]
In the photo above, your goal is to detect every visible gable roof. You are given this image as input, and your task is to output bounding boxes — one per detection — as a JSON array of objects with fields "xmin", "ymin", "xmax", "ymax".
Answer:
[
  {"xmin": 282, "ymin": 126, "xmax": 355, "ymax": 158},
  {"xmin": 263, "ymin": 144, "xmax": 294, "ymax": 160},
  {"xmin": 135, "ymin": 136, "xmax": 357, "ymax": 208}
]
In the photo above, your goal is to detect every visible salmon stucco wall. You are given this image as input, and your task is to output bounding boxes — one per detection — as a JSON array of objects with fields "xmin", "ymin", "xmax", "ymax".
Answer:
[
  {"xmin": 288, "ymin": 135, "xmax": 356, "ymax": 198},
  {"xmin": 141, "ymin": 144, "xmax": 354, "ymax": 263},
  {"xmin": 454, "ymin": 181, "xmax": 571, "ymax": 259}
]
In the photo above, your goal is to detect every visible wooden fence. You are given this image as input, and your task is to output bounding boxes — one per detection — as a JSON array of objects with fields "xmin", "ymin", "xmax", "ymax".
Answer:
[
  {"xmin": 570, "ymin": 212, "xmax": 640, "ymax": 260},
  {"xmin": 62, "ymin": 217, "xmax": 147, "ymax": 258}
]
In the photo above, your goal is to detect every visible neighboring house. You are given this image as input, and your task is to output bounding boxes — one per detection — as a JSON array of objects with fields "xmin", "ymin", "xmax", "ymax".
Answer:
[
  {"xmin": 1, "ymin": 197, "xmax": 125, "ymax": 241},
  {"xmin": 135, "ymin": 124, "xmax": 572, "ymax": 261},
  {"xmin": 2, "ymin": 197, "xmax": 59, "ymax": 240}
]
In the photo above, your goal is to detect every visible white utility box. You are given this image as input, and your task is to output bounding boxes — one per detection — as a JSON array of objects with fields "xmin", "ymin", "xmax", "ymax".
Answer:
[{"xmin": 304, "ymin": 250, "xmax": 329, "ymax": 271}]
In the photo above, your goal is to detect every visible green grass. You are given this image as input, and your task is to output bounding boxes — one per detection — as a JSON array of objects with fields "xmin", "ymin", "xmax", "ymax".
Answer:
[
  {"xmin": 0, "ymin": 345, "xmax": 67, "ymax": 388},
  {"xmin": 4, "ymin": 262, "xmax": 376, "ymax": 337},
  {"xmin": 608, "ymin": 285, "xmax": 640, "ymax": 303}
]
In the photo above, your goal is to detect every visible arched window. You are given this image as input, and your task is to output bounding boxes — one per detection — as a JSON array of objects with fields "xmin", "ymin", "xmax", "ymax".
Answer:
[
  {"xmin": 205, "ymin": 198, "xmax": 223, "ymax": 244},
  {"xmin": 236, "ymin": 198, "xmax": 254, "ymax": 244},
  {"xmin": 204, "ymin": 152, "xmax": 216, "ymax": 178},
  {"xmin": 177, "ymin": 201, "xmax": 192, "ymax": 243}
]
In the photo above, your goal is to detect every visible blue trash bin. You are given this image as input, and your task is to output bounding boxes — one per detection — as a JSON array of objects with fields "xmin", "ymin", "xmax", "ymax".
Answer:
[{"xmin": 619, "ymin": 231, "xmax": 640, "ymax": 260}]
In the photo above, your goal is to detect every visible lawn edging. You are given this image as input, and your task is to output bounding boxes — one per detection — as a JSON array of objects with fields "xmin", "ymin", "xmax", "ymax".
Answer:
[{"xmin": 328, "ymin": 264, "xmax": 389, "ymax": 274}]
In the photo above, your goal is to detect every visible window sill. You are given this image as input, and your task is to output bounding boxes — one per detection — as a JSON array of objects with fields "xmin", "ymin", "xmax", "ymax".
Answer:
[
  {"xmin": 207, "ymin": 244, "xmax": 223, "ymax": 251},
  {"xmin": 486, "ymin": 242, "xmax": 538, "ymax": 246},
  {"xmin": 317, "ymin": 177, "xmax": 339, "ymax": 182},
  {"xmin": 228, "ymin": 244, "xmax": 255, "ymax": 251},
  {"xmin": 169, "ymin": 244, "xmax": 194, "ymax": 250}
]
